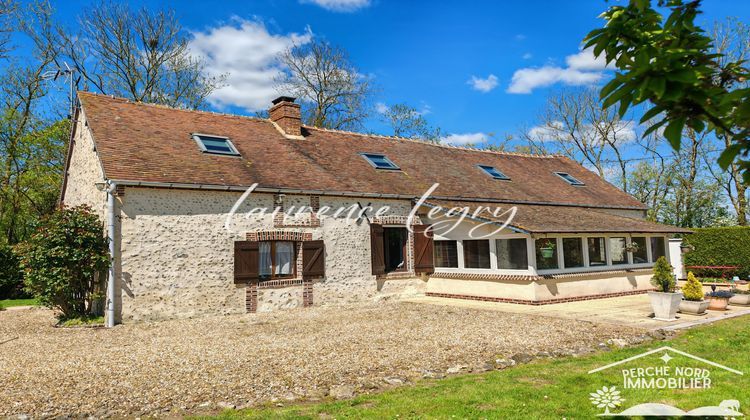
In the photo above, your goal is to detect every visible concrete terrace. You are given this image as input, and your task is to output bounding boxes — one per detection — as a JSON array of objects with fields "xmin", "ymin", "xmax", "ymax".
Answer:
[{"xmin": 406, "ymin": 294, "xmax": 750, "ymax": 331}]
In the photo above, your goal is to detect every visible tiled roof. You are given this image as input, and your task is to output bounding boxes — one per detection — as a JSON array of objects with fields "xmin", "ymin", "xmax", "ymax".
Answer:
[
  {"xmin": 423, "ymin": 200, "xmax": 691, "ymax": 234},
  {"xmin": 77, "ymin": 92, "xmax": 648, "ymax": 210}
]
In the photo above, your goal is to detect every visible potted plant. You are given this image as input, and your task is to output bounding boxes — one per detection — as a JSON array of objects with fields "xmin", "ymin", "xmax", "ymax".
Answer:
[
  {"xmin": 707, "ymin": 286, "xmax": 734, "ymax": 311},
  {"xmin": 649, "ymin": 256, "xmax": 682, "ymax": 321},
  {"xmin": 539, "ymin": 239, "xmax": 556, "ymax": 259},
  {"xmin": 624, "ymin": 242, "xmax": 640, "ymax": 254},
  {"xmin": 729, "ymin": 288, "xmax": 750, "ymax": 306},
  {"xmin": 679, "ymin": 272, "xmax": 709, "ymax": 315}
]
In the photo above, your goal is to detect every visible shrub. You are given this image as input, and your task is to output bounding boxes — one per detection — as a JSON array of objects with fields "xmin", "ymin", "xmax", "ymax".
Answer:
[
  {"xmin": 731, "ymin": 288, "xmax": 750, "ymax": 295},
  {"xmin": 651, "ymin": 256, "xmax": 676, "ymax": 293},
  {"xmin": 682, "ymin": 272, "xmax": 704, "ymax": 301},
  {"xmin": 0, "ymin": 245, "xmax": 25, "ymax": 299},
  {"xmin": 18, "ymin": 205, "xmax": 109, "ymax": 319},
  {"xmin": 682, "ymin": 227, "xmax": 750, "ymax": 278},
  {"xmin": 707, "ymin": 290, "xmax": 734, "ymax": 299}
]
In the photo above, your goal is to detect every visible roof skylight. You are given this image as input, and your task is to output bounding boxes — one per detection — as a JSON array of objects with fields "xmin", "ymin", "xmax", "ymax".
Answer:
[
  {"xmin": 192, "ymin": 133, "xmax": 240, "ymax": 156},
  {"xmin": 555, "ymin": 172, "xmax": 585, "ymax": 186},
  {"xmin": 478, "ymin": 165, "xmax": 510, "ymax": 180},
  {"xmin": 360, "ymin": 153, "xmax": 400, "ymax": 170}
]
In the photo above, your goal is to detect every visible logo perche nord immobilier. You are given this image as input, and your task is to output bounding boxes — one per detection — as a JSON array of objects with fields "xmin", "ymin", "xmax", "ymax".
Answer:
[{"xmin": 587, "ymin": 346, "xmax": 744, "ymax": 417}]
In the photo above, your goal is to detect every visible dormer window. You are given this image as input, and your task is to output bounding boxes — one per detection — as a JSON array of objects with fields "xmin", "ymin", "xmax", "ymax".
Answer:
[
  {"xmin": 555, "ymin": 172, "xmax": 585, "ymax": 186},
  {"xmin": 478, "ymin": 165, "xmax": 510, "ymax": 180},
  {"xmin": 360, "ymin": 153, "xmax": 400, "ymax": 170},
  {"xmin": 192, "ymin": 133, "xmax": 240, "ymax": 156}
]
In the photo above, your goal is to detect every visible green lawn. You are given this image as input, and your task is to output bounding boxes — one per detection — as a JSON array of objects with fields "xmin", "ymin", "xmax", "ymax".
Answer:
[
  {"xmin": 208, "ymin": 315, "xmax": 750, "ymax": 419},
  {"xmin": 0, "ymin": 298, "xmax": 39, "ymax": 309}
]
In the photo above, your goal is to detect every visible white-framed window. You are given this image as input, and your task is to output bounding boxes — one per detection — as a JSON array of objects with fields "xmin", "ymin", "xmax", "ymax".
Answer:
[
  {"xmin": 496, "ymin": 238, "xmax": 528, "ymax": 269},
  {"xmin": 650, "ymin": 236, "xmax": 667, "ymax": 262},
  {"xmin": 434, "ymin": 240, "xmax": 459, "ymax": 268},
  {"xmin": 534, "ymin": 234, "xmax": 669, "ymax": 274},
  {"xmin": 587, "ymin": 237, "xmax": 607, "ymax": 266},
  {"xmin": 562, "ymin": 237, "xmax": 584, "ymax": 268},
  {"xmin": 192, "ymin": 133, "xmax": 240, "ymax": 156},
  {"xmin": 534, "ymin": 237, "xmax": 559, "ymax": 270}
]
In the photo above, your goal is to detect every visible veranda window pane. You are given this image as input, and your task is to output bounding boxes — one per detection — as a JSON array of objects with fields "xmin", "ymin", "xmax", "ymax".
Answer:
[
  {"xmin": 434, "ymin": 240, "xmax": 458, "ymax": 268},
  {"xmin": 535, "ymin": 238, "xmax": 558, "ymax": 270},
  {"xmin": 610, "ymin": 237, "xmax": 627, "ymax": 265},
  {"xmin": 631, "ymin": 237, "xmax": 648, "ymax": 263},
  {"xmin": 496, "ymin": 238, "xmax": 528, "ymax": 269},
  {"xmin": 562, "ymin": 237, "xmax": 584, "ymax": 268},
  {"xmin": 463, "ymin": 240, "xmax": 490, "ymax": 269},
  {"xmin": 651, "ymin": 237, "xmax": 666, "ymax": 262},
  {"xmin": 588, "ymin": 237, "xmax": 606, "ymax": 266}
]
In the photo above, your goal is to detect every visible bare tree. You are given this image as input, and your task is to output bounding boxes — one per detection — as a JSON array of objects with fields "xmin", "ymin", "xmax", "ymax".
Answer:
[
  {"xmin": 629, "ymin": 132, "xmax": 672, "ymax": 221},
  {"xmin": 56, "ymin": 2, "xmax": 223, "ymax": 109},
  {"xmin": 0, "ymin": 0, "xmax": 16, "ymax": 59},
  {"xmin": 520, "ymin": 88, "xmax": 633, "ymax": 191},
  {"xmin": 705, "ymin": 18, "xmax": 750, "ymax": 225},
  {"xmin": 0, "ymin": 1, "xmax": 66, "ymax": 245},
  {"xmin": 380, "ymin": 103, "xmax": 440, "ymax": 141},
  {"xmin": 277, "ymin": 39, "xmax": 373, "ymax": 130}
]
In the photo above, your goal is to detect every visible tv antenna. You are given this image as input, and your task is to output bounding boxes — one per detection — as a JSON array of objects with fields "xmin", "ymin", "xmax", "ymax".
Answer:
[{"xmin": 41, "ymin": 61, "xmax": 80, "ymax": 119}]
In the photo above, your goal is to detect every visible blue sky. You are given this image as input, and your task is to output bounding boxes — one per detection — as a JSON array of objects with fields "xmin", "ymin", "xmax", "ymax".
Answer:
[{"xmin": 43, "ymin": 0, "xmax": 750, "ymax": 147}]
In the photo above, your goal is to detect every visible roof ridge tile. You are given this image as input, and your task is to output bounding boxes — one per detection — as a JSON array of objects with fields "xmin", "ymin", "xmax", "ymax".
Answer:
[{"xmin": 304, "ymin": 125, "xmax": 562, "ymax": 159}]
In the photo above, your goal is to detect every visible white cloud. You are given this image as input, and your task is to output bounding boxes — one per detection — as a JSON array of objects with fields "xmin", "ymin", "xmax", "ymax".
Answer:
[
  {"xmin": 515, "ymin": 34, "xmax": 526, "ymax": 41},
  {"xmin": 300, "ymin": 0, "xmax": 371, "ymax": 12},
  {"xmin": 507, "ymin": 67, "xmax": 603, "ymax": 94},
  {"xmin": 565, "ymin": 47, "xmax": 613, "ymax": 71},
  {"xmin": 507, "ymin": 47, "xmax": 613, "ymax": 94},
  {"xmin": 441, "ymin": 132, "xmax": 489, "ymax": 145},
  {"xmin": 522, "ymin": 53, "xmax": 533, "ymax": 60},
  {"xmin": 375, "ymin": 102, "xmax": 389, "ymax": 114},
  {"xmin": 375, "ymin": 102, "xmax": 431, "ymax": 115},
  {"xmin": 527, "ymin": 120, "xmax": 637, "ymax": 144},
  {"xmin": 189, "ymin": 18, "xmax": 312, "ymax": 112},
  {"xmin": 467, "ymin": 74, "xmax": 499, "ymax": 93}
]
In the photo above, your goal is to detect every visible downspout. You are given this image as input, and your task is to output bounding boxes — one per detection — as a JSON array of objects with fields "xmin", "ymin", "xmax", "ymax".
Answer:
[{"xmin": 105, "ymin": 181, "xmax": 117, "ymax": 328}]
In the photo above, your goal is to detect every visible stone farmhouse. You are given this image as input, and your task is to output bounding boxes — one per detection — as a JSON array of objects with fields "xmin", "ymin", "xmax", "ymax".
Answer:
[{"xmin": 61, "ymin": 92, "xmax": 689, "ymax": 324}]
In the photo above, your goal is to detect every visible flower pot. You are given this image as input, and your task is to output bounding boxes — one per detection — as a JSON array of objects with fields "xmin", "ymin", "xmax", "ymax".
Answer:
[
  {"xmin": 729, "ymin": 294, "xmax": 750, "ymax": 306},
  {"xmin": 708, "ymin": 297, "xmax": 730, "ymax": 311},
  {"xmin": 649, "ymin": 291, "xmax": 683, "ymax": 321},
  {"xmin": 679, "ymin": 299, "xmax": 709, "ymax": 315},
  {"xmin": 540, "ymin": 248, "xmax": 554, "ymax": 258}
]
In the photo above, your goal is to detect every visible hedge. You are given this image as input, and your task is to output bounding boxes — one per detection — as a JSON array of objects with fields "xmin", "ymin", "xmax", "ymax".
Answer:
[
  {"xmin": 682, "ymin": 227, "xmax": 750, "ymax": 279},
  {"xmin": 0, "ymin": 245, "xmax": 25, "ymax": 299}
]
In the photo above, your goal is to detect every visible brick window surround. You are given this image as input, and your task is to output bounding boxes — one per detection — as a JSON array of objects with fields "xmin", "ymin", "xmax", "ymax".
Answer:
[{"xmin": 245, "ymin": 230, "xmax": 314, "ymax": 312}]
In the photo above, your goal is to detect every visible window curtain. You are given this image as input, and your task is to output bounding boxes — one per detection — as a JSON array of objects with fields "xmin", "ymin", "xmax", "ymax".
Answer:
[
  {"xmin": 259, "ymin": 242, "xmax": 272, "ymax": 277},
  {"xmin": 275, "ymin": 242, "xmax": 294, "ymax": 275}
]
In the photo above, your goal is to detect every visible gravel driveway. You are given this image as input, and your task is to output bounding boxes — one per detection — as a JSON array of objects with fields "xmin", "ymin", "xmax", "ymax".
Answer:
[{"xmin": 0, "ymin": 302, "xmax": 647, "ymax": 417}]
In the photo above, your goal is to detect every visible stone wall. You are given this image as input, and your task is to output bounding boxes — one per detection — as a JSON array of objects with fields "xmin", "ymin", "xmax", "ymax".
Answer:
[
  {"xmin": 61, "ymin": 110, "xmax": 107, "ymax": 217},
  {"xmin": 117, "ymin": 188, "xmax": 425, "ymax": 321}
]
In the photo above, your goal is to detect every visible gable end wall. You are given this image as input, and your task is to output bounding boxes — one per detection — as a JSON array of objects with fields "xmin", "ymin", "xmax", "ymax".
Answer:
[{"xmin": 61, "ymin": 109, "xmax": 107, "ymax": 218}]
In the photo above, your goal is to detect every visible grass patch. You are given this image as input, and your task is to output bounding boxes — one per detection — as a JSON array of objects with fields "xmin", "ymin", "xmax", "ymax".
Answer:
[
  {"xmin": 0, "ymin": 298, "xmax": 39, "ymax": 309},
  {"xmin": 57, "ymin": 314, "xmax": 105, "ymax": 327},
  {"xmin": 206, "ymin": 315, "xmax": 750, "ymax": 419}
]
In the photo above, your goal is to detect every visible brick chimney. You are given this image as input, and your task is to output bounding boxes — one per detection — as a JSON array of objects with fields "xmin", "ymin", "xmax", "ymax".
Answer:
[{"xmin": 269, "ymin": 96, "xmax": 302, "ymax": 137}]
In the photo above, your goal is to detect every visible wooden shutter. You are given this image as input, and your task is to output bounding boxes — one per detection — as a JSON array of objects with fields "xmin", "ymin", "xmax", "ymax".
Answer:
[
  {"xmin": 302, "ymin": 240, "xmax": 326, "ymax": 279},
  {"xmin": 370, "ymin": 224, "xmax": 385, "ymax": 275},
  {"xmin": 234, "ymin": 241, "xmax": 259, "ymax": 283},
  {"xmin": 413, "ymin": 225, "xmax": 435, "ymax": 274}
]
